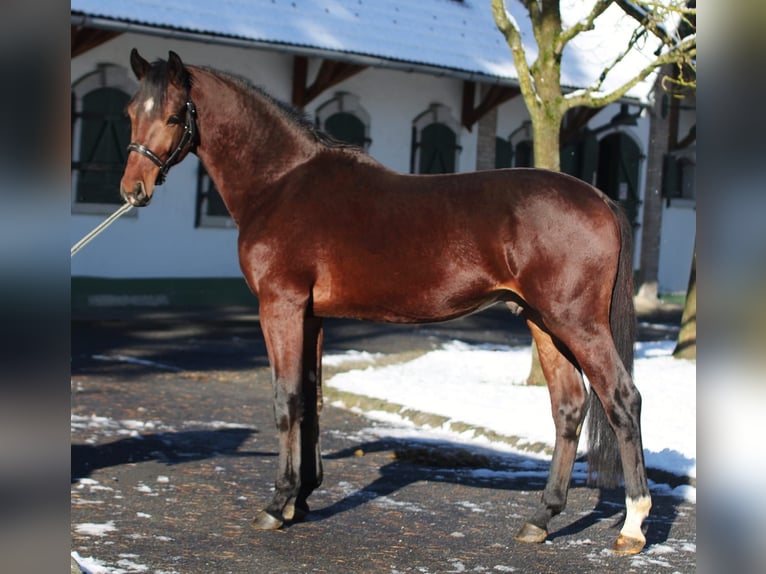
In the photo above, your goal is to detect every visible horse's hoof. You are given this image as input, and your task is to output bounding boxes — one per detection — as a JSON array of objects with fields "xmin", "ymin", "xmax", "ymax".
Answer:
[
  {"xmin": 252, "ymin": 510, "xmax": 284, "ymax": 530},
  {"xmin": 283, "ymin": 502, "xmax": 309, "ymax": 523},
  {"xmin": 612, "ymin": 533, "xmax": 646, "ymax": 555},
  {"xmin": 514, "ymin": 522, "xmax": 548, "ymax": 544}
]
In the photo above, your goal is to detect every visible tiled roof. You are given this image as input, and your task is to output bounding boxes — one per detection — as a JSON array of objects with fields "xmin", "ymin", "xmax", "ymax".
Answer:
[{"xmin": 71, "ymin": 0, "xmax": 662, "ymax": 100}]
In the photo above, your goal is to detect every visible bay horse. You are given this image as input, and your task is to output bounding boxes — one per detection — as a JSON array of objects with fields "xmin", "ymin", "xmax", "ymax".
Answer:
[{"xmin": 120, "ymin": 50, "xmax": 651, "ymax": 555}]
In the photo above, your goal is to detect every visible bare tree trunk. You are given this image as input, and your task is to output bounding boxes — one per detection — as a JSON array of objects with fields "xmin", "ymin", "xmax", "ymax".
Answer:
[
  {"xmin": 637, "ymin": 67, "xmax": 672, "ymax": 303},
  {"xmin": 530, "ymin": 105, "xmax": 563, "ymax": 172},
  {"xmin": 526, "ymin": 106, "xmax": 563, "ymax": 385},
  {"xmin": 673, "ymin": 244, "xmax": 696, "ymax": 359}
]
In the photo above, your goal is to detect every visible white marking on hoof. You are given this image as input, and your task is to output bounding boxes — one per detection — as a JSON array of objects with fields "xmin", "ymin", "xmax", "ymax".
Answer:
[
  {"xmin": 620, "ymin": 495, "xmax": 652, "ymax": 542},
  {"xmin": 514, "ymin": 522, "xmax": 548, "ymax": 543}
]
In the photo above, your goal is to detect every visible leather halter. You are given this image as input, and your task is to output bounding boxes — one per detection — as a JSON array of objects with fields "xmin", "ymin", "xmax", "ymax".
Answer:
[{"xmin": 127, "ymin": 99, "xmax": 199, "ymax": 185}]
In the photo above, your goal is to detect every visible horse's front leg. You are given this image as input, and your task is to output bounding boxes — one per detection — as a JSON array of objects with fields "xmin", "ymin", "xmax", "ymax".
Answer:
[
  {"xmin": 252, "ymin": 298, "xmax": 323, "ymax": 530},
  {"xmin": 283, "ymin": 315, "xmax": 324, "ymax": 523},
  {"xmin": 516, "ymin": 323, "xmax": 588, "ymax": 543}
]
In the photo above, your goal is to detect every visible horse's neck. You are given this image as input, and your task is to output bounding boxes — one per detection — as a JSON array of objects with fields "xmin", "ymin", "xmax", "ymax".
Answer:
[{"xmin": 191, "ymin": 68, "xmax": 317, "ymax": 220}]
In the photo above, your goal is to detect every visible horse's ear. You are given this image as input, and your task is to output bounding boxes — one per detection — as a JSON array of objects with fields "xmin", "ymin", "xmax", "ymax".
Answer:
[
  {"xmin": 167, "ymin": 51, "xmax": 186, "ymax": 87},
  {"xmin": 130, "ymin": 48, "xmax": 150, "ymax": 80}
]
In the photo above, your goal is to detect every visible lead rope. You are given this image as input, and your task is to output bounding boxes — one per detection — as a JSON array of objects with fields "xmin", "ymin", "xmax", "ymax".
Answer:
[{"xmin": 70, "ymin": 201, "xmax": 134, "ymax": 257}]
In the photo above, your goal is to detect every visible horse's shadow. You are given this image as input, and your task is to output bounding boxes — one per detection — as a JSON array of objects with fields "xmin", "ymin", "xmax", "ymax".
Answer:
[
  {"xmin": 72, "ymin": 430, "xmax": 687, "ymax": 549},
  {"xmin": 71, "ymin": 427, "xmax": 263, "ymax": 482},
  {"xmin": 310, "ymin": 438, "xmax": 685, "ymax": 549}
]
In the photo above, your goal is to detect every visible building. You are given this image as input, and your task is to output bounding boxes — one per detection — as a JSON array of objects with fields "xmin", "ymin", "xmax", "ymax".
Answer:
[{"xmin": 70, "ymin": 0, "xmax": 696, "ymax": 308}]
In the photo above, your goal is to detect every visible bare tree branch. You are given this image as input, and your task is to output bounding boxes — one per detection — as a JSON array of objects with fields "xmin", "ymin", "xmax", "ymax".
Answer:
[
  {"xmin": 559, "ymin": 0, "xmax": 613, "ymax": 48},
  {"xmin": 590, "ymin": 23, "xmax": 651, "ymax": 93},
  {"xmin": 564, "ymin": 34, "xmax": 695, "ymax": 109},
  {"xmin": 616, "ymin": 0, "xmax": 696, "ymax": 46},
  {"xmin": 491, "ymin": 0, "xmax": 538, "ymax": 104}
]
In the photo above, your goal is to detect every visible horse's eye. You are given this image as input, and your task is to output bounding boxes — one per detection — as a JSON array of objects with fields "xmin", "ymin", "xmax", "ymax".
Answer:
[{"xmin": 167, "ymin": 115, "xmax": 182, "ymax": 126}]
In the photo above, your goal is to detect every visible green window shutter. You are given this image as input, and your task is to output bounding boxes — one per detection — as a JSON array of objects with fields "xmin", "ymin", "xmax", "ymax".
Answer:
[
  {"xmin": 514, "ymin": 140, "xmax": 533, "ymax": 168},
  {"xmin": 560, "ymin": 142, "xmax": 580, "ymax": 176},
  {"xmin": 325, "ymin": 112, "xmax": 368, "ymax": 148},
  {"xmin": 562, "ymin": 131, "xmax": 598, "ymax": 182},
  {"xmin": 495, "ymin": 137, "xmax": 512, "ymax": 169},
  {"xmin": 580, "ymin": 132, "xmax": 599, "ymax": 183},
  {"xmin": 418, "ymin": 123, "xmax": 457, "ymax": 174},
  {"xmin": 662, "ymin": 154, "xmax": 680, "ymax": 198},
  {"xmin": 75, "ymin": 87, "xmax": 131, "ymax": 204}
]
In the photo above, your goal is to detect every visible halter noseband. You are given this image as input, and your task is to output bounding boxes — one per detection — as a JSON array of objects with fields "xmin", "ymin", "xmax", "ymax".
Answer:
[{"xmin": 127, "ymin": 99, "xmax": 199, "ymax": 185}]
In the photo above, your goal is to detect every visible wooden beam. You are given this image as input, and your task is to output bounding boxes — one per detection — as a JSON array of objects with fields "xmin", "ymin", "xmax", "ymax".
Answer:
[
  {"xmin": 461, "ymin": 81, "xmax": 477, "ymax": 130},
  {"xmin": 292, "ymin": 56, "xmax": 366, "ymax": 109},
  {"xmin": 462, "ymin": 81, "xmax": 520, "ymax": 130},
  {"xmin": 71, "ymin": 25, "xmax": 122, "ymax": 58},
  {"xmin": 292, "ymin": 56, "xmax": 309, "ymax": 109}
]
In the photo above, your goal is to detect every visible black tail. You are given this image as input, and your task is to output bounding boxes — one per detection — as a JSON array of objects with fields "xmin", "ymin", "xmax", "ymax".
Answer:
[{"xmin": 587, "ymin": 203, "xmax": 636, "ymax": 488}]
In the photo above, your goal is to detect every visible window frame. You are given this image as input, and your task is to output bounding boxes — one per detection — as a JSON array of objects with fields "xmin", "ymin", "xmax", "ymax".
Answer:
[
  {"xmin": 410, "ymin": 103, "xmax": 462, "ymax": 174},
  {"xmin": 71, "ymin": 64, "xmax": 138, "ymax": 216},
  {"xmin": 663, "ymin": 146, "xmax": 696, "ymax": 208}
]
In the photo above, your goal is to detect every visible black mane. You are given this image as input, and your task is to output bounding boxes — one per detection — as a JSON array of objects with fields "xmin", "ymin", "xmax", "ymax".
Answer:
[{"xmin": 201, "ymin": 67, "xmax": 359, "ymax": 151}]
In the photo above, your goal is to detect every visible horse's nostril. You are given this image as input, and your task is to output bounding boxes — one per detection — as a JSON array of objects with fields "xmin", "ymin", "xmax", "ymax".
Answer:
[
  {"xmin": 126, "ymin": 181, "xmax": 152, "ymax": 206},
  {"xmin": 132, "ymin": 182, "xmax": 147, "ymax": 202}
]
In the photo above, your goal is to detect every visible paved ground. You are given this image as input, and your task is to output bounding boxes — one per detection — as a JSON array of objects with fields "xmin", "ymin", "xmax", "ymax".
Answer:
[{"xmin": 71, "ymin": 304, "xmax": 695, "ymax": 573}]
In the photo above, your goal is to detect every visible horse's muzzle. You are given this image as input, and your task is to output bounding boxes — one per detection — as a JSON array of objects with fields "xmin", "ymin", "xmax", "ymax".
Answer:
[{"xmin": 121, "ymin": 181, "xmax": 152, "ymax": 207}]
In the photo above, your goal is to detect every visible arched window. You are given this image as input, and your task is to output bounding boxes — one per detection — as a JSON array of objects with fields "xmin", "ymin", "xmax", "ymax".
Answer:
[
  {"xmin": 315, "ymin": 92, "xmax": 371, "ymax": 150},
  {"xmin": 71, "ymin": 64, "xmax": 136, "ymax": 213},
  {"xmin": 411, "ymin": 104, "xmax": 461, "ymax": 174},
  {"xmin": 596, "ymin": 132, "xmax": 644, "ymax": 227}
]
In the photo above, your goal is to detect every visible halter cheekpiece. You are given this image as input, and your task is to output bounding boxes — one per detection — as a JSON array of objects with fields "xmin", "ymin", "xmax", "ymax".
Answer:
[{"xmin": 127, "ymin": 98, "xmax": 199, "ymax": 185}]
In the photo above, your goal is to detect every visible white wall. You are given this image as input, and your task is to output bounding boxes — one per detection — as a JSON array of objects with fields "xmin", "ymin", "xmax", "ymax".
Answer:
[
  {"xmin": 659, "ymin": 205, "xmax": 695, "ymax": 293},
  {"xmin": 659, "ymin": 101, "xmax": 696, "ymax": 293}
]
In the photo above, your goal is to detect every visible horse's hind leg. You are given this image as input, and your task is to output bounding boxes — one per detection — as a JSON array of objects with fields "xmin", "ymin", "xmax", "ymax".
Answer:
[
  {"xmin": 516, "ymin": 321, "xmax": 588, "ymax": 543},
  {"xmin": 566, "ymin": 329, "xmax": 652, "ymax": 554}
]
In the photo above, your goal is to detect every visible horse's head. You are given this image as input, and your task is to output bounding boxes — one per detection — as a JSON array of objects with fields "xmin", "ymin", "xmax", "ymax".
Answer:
[{"xmin": 121, "ymin": 49, "xmax": 198, "ymax": 207}]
